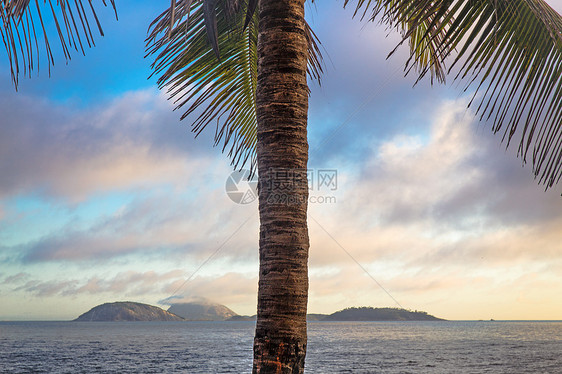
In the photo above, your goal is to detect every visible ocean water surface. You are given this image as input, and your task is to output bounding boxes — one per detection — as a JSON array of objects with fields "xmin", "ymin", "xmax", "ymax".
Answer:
[{"xmin": 1, "ymin": 321, "xmax": 561, "ymax": 373}]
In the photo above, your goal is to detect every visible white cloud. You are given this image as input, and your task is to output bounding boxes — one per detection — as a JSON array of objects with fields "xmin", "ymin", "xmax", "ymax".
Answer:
[
  {"xmin": 18, "ymin": 186, "xmax": 259, "ymax": 264},
  {"xmin": 321, "ymin": 97, "xmax": 561, "ymax": 230},
  {"xmin": 0, "ymin": 89, "xmax": 221, "ymax": 202},
  {"xmin": 159, "ymin": 273, "xmax": 258, "ymax": 315},
  {"xmin": 10, "ymin": 269, "xmax": 185, "ymax": 298}
]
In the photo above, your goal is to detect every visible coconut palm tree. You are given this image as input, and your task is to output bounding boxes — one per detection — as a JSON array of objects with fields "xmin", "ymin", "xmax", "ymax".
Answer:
[{"xmin": 3, "ymin": 0, "xmax": 562, "ymax": 373}]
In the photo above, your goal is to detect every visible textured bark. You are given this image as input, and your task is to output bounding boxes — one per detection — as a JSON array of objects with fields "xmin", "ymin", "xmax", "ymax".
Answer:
[{"xmin": 252, "ymin": 0, "xmax": 310, "ymax": 373}]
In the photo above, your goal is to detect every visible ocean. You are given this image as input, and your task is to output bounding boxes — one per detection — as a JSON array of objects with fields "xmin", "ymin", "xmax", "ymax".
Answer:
[{"xmin": 1, "ymin": 321, "xmax": 561, "ymax": 373}]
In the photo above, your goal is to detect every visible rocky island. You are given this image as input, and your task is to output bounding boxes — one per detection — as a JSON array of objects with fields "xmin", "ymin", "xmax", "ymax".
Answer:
[
  {"xmin": 74, "ymin": 302, "xmax": 184, "ymax": 322},
  {"xmin": 323, "ymin": 307, "xmax": 444, "ymax": 321}
]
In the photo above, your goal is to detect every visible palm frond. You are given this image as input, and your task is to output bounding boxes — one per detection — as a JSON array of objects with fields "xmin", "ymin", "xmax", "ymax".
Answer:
[
  {"xmin": 354, "ymin": 0, "xmax": 562, "ymax": 190},
  {"xmin": 146, "ymin": 0, "xmax": 258, "ymax": 171},
  {"xmin": 346, "ymin": 0, "xmax": 452, "ymax": 84},
  {"xmin": 0, "ymin": 0, "xmax": 117, "ymax": 89},
  {"xmin": 146, "ymin": 0, "xmax": 323, "ymax": 172}
]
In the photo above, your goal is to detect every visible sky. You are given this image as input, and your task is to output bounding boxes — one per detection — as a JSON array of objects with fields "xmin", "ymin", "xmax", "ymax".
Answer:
[{"xmin": 1, "ymin": 1, "xmax": 562, "ymax": 321}]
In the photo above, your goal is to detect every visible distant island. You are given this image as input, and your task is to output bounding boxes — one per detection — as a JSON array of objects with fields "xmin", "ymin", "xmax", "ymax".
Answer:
[
  {"xmin": 227, "ymin": 307, "xmax": 444, "ymax": 322},
  {"xmin": 74, "ymin": 302, "xmax": 184, "ymax": 322},
  {"xmin": 322, "ymin": 307, "xmax": 444, "ymax": 321},
  {"xmin": 74, "ymin": 302, "xmax": 444, "ymax": 322}
]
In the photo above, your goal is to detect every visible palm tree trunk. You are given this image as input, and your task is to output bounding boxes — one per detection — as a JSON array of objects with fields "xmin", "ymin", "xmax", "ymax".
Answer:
[{"xmin": 252, "ymin": 0, "xmax": 310, "ymax": 373}]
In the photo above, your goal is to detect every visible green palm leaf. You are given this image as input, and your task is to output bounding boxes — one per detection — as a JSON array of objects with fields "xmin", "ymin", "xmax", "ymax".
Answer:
[
  {"xmin": 0, "ymin": 0, "xmax": 117, "ymax": 89},
  {"xmin": 146, "ymin": 0, "xmax": 323, "ymax": 172},
  {"xmin": 347, "ymin": 0, "xmax": 453, "ymax": 84}
]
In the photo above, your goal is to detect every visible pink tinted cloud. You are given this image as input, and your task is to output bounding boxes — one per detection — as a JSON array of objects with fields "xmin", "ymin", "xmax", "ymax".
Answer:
[
  {"xmin": 309, "ymin": 100, "xmax": 562, "ymax": 265},
  {"xmin": 0, "ymin": 89, "xmax": 216, "ymax": 202},
  {"xmin": 13, "ymin": 269, "xmax": 186, "ymax": 298}
]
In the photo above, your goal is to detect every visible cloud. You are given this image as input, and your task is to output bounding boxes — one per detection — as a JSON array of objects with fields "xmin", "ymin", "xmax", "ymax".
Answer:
[
  {"xmin": 1, "ymin": 272, "xmax": 29, "ymax": 284},
  {"xmin": 349, "ymin": 100, "xmax": 491, "ymax": 225},
  {"xmin": 72, "ymin": 270, "xmax": 186, "ymax": 296},
  {"xmin": 11, "ymin": 269, "xmax": 186, "ymax": 298},
  {"xmin": 13, "ymin": 279, "xmax": 79, "ymax": 297},
  {"xmin": 158, "ymin": 295, "xmax": 213, "ymax": 305},
  {"xmin": 431, "ymin": 221, "xmax": 562, "ymax": 265},
  {"xmin": 307, "ymin": 99, "xmax": 562, "ymax": 273},
  {"xmin": 159, "ymin": 272, "xmax": 258, "ymax": 313},
  {"xmin": 0, "ymin": 89, "xmax": 220, "ymax": 202},
  {"xmin": 19, "ymin": 188, "xmax": 259, "ymax": 264}
]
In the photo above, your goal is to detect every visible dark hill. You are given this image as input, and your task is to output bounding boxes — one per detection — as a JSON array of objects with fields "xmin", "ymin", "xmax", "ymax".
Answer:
[
  {"xmin": 167, "ymin": 301, "xmax": 238, "ymax": 321},
  {"xmin": 323, "ymin": 307, "xmax": 444, "ymax": 321},
  {"xmin": 306, "ymin": 313, "xmax": 328, "ymax": 321},
  {"xmin": 74, "ymin": 302, "xmax": 184, "ymax": 322}
]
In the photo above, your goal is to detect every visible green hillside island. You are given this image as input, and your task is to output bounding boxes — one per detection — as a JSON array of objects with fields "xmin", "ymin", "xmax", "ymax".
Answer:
[
  {"xmin": 74, "ymin": 302, "xmax": 184, "ymax": 322},
  {"xmin": 323, "ymin": 307, "xmax": 445, "ymax": 321}
]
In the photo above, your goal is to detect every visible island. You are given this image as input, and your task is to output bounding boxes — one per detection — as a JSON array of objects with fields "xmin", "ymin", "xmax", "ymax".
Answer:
[
  {"xmin": 74, "ymin": 302, "xmax": 184, "ymax": 322},
  {"xmin": 322, "ymin": 307, "xmax": 444, "ymax": 321}
]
